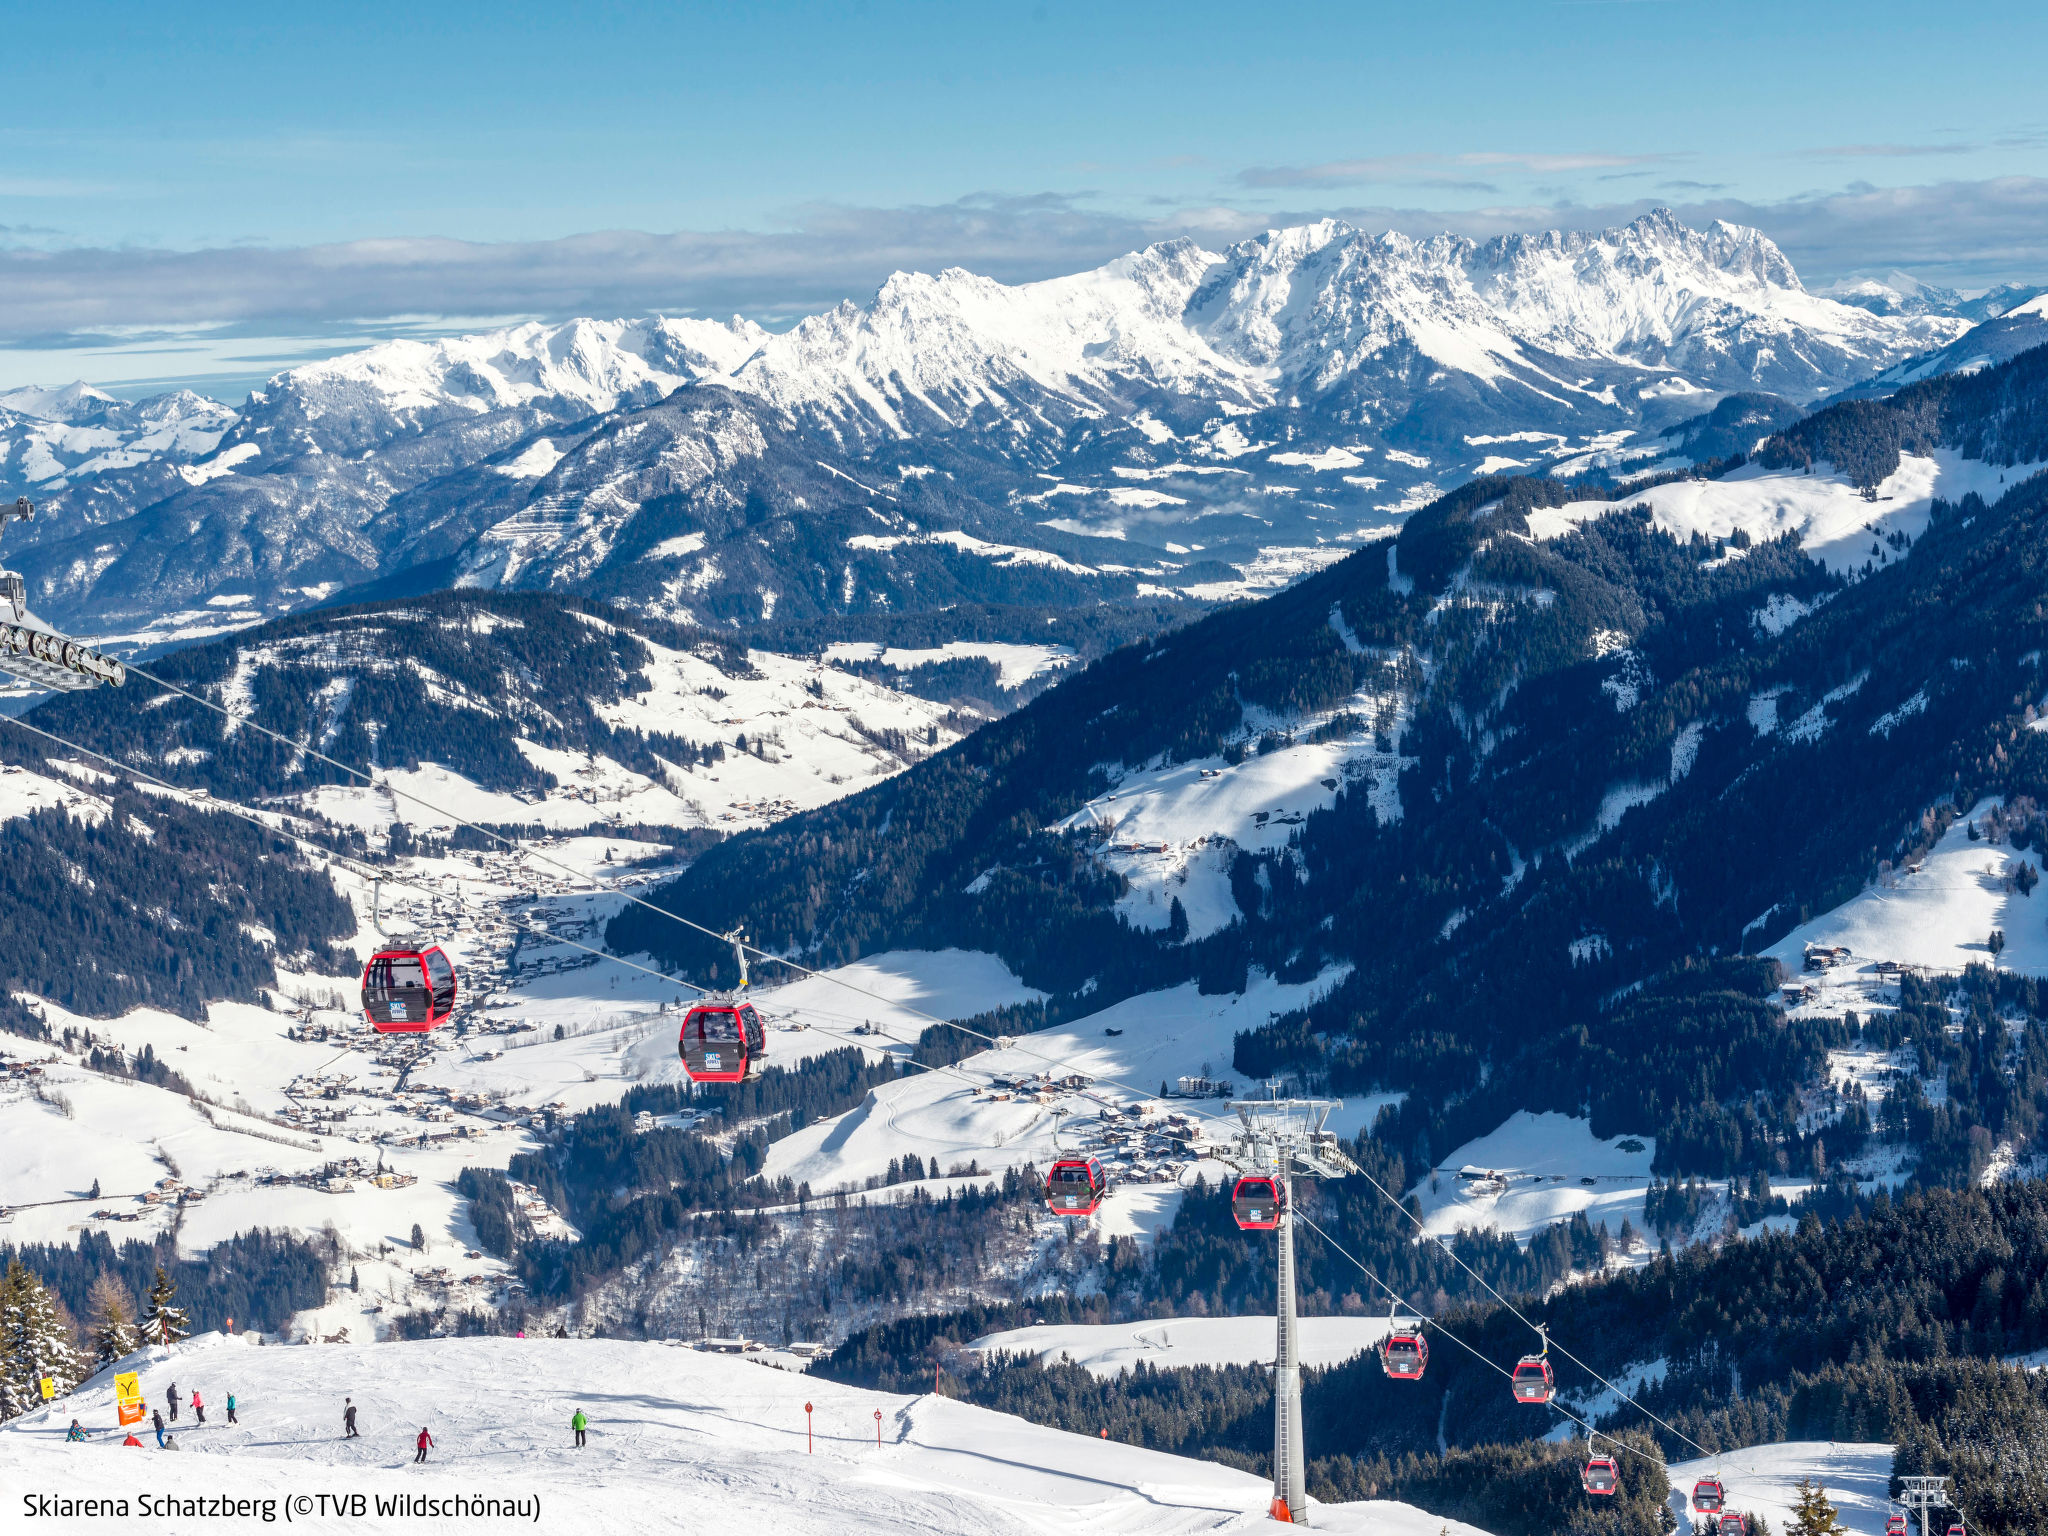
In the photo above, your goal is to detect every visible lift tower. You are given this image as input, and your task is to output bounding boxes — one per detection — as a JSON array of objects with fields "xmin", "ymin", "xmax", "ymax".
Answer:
[
  {"xmin": 1898, "ymin": 1476, "xmax": 1951, "ymax": 1536},
  {"xmin": 1222, "ymin": 1095, "xmax": 1358, "ymax": 1525}
]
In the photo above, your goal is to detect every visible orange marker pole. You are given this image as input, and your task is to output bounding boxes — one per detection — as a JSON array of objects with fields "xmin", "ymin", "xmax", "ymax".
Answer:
[{"xmin": 874, "ymin": 1408, "xmax": 882, "ymax": 1448}]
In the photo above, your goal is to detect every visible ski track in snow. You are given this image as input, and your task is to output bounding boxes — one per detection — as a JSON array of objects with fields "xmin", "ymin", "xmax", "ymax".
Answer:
[{"xmin": 0, "ymin": 1331, "xmax": 1503, "ymax": 1536}]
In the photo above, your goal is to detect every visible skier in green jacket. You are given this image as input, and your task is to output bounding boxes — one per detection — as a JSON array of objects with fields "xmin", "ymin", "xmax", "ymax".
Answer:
[{"xmin": 571, "ymin": 1409, "xmax": 588, "ymax": 1448}]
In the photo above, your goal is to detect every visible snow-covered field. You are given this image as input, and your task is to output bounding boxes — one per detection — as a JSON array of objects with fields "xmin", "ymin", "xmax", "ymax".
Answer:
[
  {"xmin": 1410, "ymin": 1112, "xmax": 1658, "ymax": 1245},
  {"xmin": 822, "ymin": 640, "xmax": 1077, "ymax": 692},
  {"xmin": 970, "ymin": 1316, "xmax": 1393, "ymax": 1377},
  {"xmin": 760, "ymin": 962, "xmax": 1370, "ymax": 1209},
  {"xmin": 1668, "ymin": 1442, "xmax": 1896, "ymax": 1533},
  {"xmin": 0, "ymin": 1331, "xmax": 1493, "ymax": 1536},
  {"xmin": 1531, "ymin": 450, "xmax": 2043, "ymax": 577},
  {"xmin": 1766, "ymin": 798, "xmax": 2048, "ymax": 976}
]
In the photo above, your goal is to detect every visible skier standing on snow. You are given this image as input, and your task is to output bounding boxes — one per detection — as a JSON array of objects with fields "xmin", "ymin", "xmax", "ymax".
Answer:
[
  {"xmin": 226, "ymin": 1391, "xmax": 238, "ymax": 1425},
  {"xmin": 166, "ymin": 1383, "xmax": 180, "ymax": 1422},
  {"xmin": 191, "ymin": 1388, "xmax": 206, "ymax": 1425},
  {"xmin": 343, "ymin": 1399, "xmax": 359, "ymax": 1438},
  {"xmin": 151, "ymin": 1409, "xmax": 166, "ymax": 1448},
  {"xmin": 571, "ymin": 1409, "xmax": 587, "ymax": 1448},
  {"xmin": 414, "ymin": 1426, "xmax": 434, "ymax": 1464}
]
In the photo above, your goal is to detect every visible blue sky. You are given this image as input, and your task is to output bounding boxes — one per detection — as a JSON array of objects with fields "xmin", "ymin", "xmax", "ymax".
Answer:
[{"xmin": 4, "ymin": 0, "xmax": 2044, "ymax": 395}]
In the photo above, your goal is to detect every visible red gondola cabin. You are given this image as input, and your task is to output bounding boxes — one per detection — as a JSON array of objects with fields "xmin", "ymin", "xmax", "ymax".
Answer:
[
  {"xmin": 1582, "ymin": 1456, "xmax": 1618, "ymax": 1496},
  {"xmin": 1885, "ymin": 1520, "xmax": 1907, "ymax": 1536},
  {"xmin": 361, "ymin": 947, "xmax": 457, "ymax": 1033},
  {"xmin": 1716, "ymin": 1516, "xmax": 1746, "ymax": 1536},
  {"xmin": 1231, "ymin": 1175, "xmax": 1285, "ymax": 1230},
  {"xmin": 1511, "ymin": 1354, "xmax": 1555, "ymax": 1404},
  {"xmin": 1045, "ymin": 1157, "xmax": 1108, "ymax": 1216},
  {"xmin": 679, "ymin": 1003, "xmax": 767, "ymax": 1084},
  {"xmin": 1380, "ymin": 1327, "xmax": 1428, "ymax": 1380},
  {"xmin": 1694, "ymin": 1478, "xmax": 1726, "ymax": 1513}
]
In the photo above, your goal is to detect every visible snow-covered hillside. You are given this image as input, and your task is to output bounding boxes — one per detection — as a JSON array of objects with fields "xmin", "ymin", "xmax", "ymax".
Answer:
[
  {"xmin": 0, "ymin": 383, "xmax": 235, "ymax": 492},
  {"xmin": 0, "ymin": 1332, "xmax": 1497, "ymax": 1536},
  {"xmin": 1530, "ymin": 448, "xmax": 2045, "ymax": 575},
  {"xmin": 970, "ymin": 1316, "xmax": 1392, "ymax": 1377}
]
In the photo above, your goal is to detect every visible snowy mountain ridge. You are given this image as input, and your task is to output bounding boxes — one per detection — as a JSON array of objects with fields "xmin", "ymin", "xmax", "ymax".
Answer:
[{"xmin": 1, "ymin": 210, "xmax": 1987, "ymax": 636}]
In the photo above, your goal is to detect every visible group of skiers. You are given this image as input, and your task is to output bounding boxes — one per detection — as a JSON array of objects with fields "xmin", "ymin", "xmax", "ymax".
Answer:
[{"xmin": 61, "ymin": 1384, "xmax": 594, "ymax": 1458}]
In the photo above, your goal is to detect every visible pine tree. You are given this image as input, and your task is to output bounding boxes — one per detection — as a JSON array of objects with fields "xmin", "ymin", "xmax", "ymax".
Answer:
[
  {"xmin": 87, "ymin": 1274, "xmax": 138, "ymax": 1367},
  {"xmin": 1785, "ymin": 1479, "xmax": 1846, "ymax": 1536},
  {"xmin": 138, "ymin": 1266, "xmax": 190, "ymax": 1347},
  {"xmin": 411, "ymin": 1223, "xmax": 427, "ymax": 1252},
  {"xmin": 0, "ymin": 1260, "xmax": 86, "ymax": 1420}
]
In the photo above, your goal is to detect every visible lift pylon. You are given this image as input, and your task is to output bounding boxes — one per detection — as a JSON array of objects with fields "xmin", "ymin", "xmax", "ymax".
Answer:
[{"xmin": 1221, "ymin": 1093, "xmax": 1357, "ymax": 1525}]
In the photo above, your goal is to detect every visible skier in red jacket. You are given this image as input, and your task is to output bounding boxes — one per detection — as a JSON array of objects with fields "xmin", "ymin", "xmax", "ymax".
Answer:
[{"xmin": 414, "ymin": 1426, "xmax": 435, "ymax": 1464}]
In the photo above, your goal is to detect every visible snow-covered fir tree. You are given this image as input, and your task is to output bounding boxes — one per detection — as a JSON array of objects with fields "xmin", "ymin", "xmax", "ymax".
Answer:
[
  {"xmin": 138, "ymin": 1265, "xmax": 190, "ymax": 1347},
  {"xmin": 1786, "ymin": 1479, "xmax": 1847, "ymax": 1536},
  {"xmin": 0, "ymin": 1261, "xmax": 86, "ymax": 1420},
  {"xmin": 88, "ymin": 1274, "xmax": 138, "ymax": 1367}
]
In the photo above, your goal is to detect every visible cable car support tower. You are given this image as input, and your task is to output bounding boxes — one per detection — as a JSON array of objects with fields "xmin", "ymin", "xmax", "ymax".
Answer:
[
  {"xmin": 1898, "ymin": 1476, "xmax": 1950, "ymax": 1536},
  {"xmin": 1221, "ymin": 1094, "xmax": 1358, "ymax": 1525}
]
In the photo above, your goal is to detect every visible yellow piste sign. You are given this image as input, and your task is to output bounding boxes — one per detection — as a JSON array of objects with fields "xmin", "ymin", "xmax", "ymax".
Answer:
[
  {"xmin": 115, "ymin": 1372, "xmax": 144, "ymax": 1426},
  {"xmin": 39, "ymin": 1376, "xmax": 54, "ymax": 1400}
]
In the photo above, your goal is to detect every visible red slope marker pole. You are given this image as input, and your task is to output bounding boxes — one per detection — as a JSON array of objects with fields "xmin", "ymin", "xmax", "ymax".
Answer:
[
  {"xmin": 874, "ymin": 1408, "xmax": 882, "ymax": 1448},
  {"xmin": 804, "ymin": 1402, "xmax": 812, "ymax": 1454}
]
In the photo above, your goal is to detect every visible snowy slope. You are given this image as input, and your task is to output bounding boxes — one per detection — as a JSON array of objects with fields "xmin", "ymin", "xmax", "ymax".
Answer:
[
  {"xmin": 731, "ymin": 240, "xmax": 1256, "ymax": 441},
  {"xmin": 1529, "ymin": 450, "xmax": 2046, "ymax": 575},
  {"xmin": 239, "ymin": 316, "xmax": 766, "ymax": 457},
  {"xmin": 0, "ymin": 1332, "xmax": 1496, "ymax": 1536},
  {"xmin": 970, "ymin": 1316, "xmax": 1393, "ymax": 1377},
  {"xmin": 14, "ymin": 211, "xmax": 1963, "ymax": 632},
  {"xmin": 1668, "ymin": 1442, "xmax": 1896, "ymax": 1534},
  {"xmin": 0, "ymin": 384, "xmax": 235, "ymax": 491},
  {"xmin": 1764, "ymin": 798, "xmax": 2048, "ymax": 976},
  {"xmin": 1408, "ymin": 1112, "xmax": 1658, "ymax": 1246},
  {"xmin": 758, "ymin": 962, "xmax": 1374, "ymax": 1219}
]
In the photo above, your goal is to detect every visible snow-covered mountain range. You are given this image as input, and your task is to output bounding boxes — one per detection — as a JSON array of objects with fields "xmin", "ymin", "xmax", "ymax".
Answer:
[{"xmin": 1, "ymin": 211, "xmax": 1990, "ymax": 635}]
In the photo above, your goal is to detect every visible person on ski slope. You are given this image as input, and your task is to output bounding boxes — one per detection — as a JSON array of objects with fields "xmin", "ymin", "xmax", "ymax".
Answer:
[
  {"xmin": 343, "ymin": 1398, "xmax": 359, "ymax": 1437},
  {"xmin": 191, "ymin": 1388, "xmax": 205, "ymax": 1424},
  {"xmin": 166, "ymin": 1382, "xmax": 179, "ymax": 1421},
  {"xmin": 226, "ymin": 1391, "xmax": 238, "ymax": 1424},
  {"xmin": 414, "ymin": 1426, "xmax": 435, "ymax": 1464},
  {"xmin": 572, "ymin": 1409, "xmax": 587, "ymax": 1448},
  {"xmin": 151, "ymin": 1409, "xmax": 165, "ymax": 1448}
]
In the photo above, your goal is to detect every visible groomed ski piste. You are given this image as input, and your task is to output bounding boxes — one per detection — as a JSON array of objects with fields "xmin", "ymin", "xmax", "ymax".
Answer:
[{"xmin": 0, "ymin": 1331, "xmax": 1494, "ymax": 1536}]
